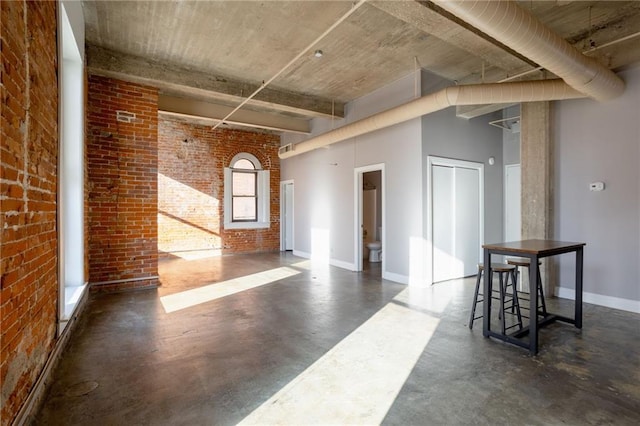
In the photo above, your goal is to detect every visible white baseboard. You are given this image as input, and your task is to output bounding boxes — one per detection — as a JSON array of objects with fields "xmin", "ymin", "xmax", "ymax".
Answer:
[
  {"xmin": 383, "ymin": 271, "xmax": 409, "ymax": 285},
  {"xmin": 291, "ymin": 251, "xmax": 356, "ymax": 272},
  {"xmin": 291, "ymin": 250, "xmax": 410, "ymax": 285},
  {"xmin": 555, "ymin": 287, "xmax": 640, "ymax": 314},
  {"xmin": 292, "ymin": 250, "xmax": 310, "ymax": 259},
  {"xmin": 330, "ymin": 258, "xmax": 356, "ymax": 271}
]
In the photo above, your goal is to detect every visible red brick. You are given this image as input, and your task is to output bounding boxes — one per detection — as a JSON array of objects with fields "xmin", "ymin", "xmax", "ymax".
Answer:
[
  {"xmin": 1, "ymin": 0, "xmax": 60, "ymax": 423},
  {"xmin": 158, "ymin": 119, "xmax": 280, "ymax": 256},
  {"xmin": 87, "ymin": 75, "xmax": 159, "ymax": 290}
]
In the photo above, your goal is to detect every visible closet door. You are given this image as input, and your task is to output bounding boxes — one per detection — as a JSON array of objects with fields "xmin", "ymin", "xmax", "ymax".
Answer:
[
  {"xmin": 432, "ymin": 165, "xmax": 456, "ymax": 283},
  {"xmin": 432, "ymin": 164, "xmax": 481, "ymax": 283},
  {"xmin": 455, "ymin": 167, "xmax": 480, "ymax": 278}
]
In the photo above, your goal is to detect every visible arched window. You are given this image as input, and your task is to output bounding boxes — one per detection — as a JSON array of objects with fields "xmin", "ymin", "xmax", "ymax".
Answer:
[
  {"xmin": 231, "ymin": 156, "xmax": 258, "ymax": 221},
  {"xmin": 224, "ymin": 153, "xmax": 270, "ymax": 229}
]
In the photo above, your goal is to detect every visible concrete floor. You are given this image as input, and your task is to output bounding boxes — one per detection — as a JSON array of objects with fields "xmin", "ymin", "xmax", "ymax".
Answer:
[{"xmin": 34, "ymin": 252, "xmax": 640, "ymax": 425}]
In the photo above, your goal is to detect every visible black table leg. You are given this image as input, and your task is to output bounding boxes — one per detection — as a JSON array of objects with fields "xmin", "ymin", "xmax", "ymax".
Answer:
[
  {"xmin": 529, "ymin": 254, "xmax": 539, "ymax": 355},
  {"xmin": 483, "ymin": 249, "xmax": 492, "ymax": 337},
  {"xmin": 575, "ymin": 247, "xmax": 583, "ymax": 329}
]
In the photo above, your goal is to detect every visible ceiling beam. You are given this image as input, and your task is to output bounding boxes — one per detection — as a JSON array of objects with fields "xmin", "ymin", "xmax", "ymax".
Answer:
[
  {"xmin": 158, "ymin": 95, "xmax": 310, "ymax": 134},
  {"xmin": 371, "ymin": 0, "xmax": 537, "ymax": 75},
  {"xmin": 86, "ymin": 44, "xmax": 344, "ymax": 119}
]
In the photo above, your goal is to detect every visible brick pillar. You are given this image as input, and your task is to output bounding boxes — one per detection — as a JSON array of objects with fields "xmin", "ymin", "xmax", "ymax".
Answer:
[{"xmin": 86, "ymin": 75, "xmax": 159, "ymax": 291}]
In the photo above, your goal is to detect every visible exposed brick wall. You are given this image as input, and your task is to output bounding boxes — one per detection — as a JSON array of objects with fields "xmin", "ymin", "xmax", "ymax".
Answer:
[
  {"xmin": 84, "ymin": 72, "xmax": 90, "ymax": 283},
  {"xmin": 158, "ymin": 119, "xmax": 221, "ymax": 254},
  {"xmin": 1, "ymin": 1, "xmax": 59, "ymax": 423},
  {"xmin": 158, "ymin": 118, "xmax": 280, "ymax": 255},
  {"xmin": 86, "ymin": 75, "xmax": 159, "ymax": 291}
]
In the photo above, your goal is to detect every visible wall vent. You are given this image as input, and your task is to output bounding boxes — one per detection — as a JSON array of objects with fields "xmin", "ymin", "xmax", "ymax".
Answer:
[
  {"xmin": 116, "ymin": 110, "xmax": 136, "ymax": 123},
  {"xmin": 278, "ymin": 143, "xmax": 293, "ymax": 156}
]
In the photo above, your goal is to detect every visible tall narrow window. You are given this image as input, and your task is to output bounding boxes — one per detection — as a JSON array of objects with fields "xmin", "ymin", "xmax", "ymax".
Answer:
[
  {"xmin": 58, "ymin": 1, "xmax": 87, "ymax": 334},
  {"xmin": 232, "ymin": 158, "xmax": 257, "ymax": 222},
  {"xmin": 224, "ymin": 153, "xmax": 270, "ymax": 229}
]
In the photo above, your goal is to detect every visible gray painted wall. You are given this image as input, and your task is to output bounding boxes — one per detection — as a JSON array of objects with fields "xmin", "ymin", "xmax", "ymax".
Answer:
[
  {"xmin": 554, "ymin": 64, "xmax": 640, "ymax": 307},
  {"xmin": 281, "ymin": 73, "xmax": 423, "ymax": 283},
  {"xmin": 421, "ymin": 72, "xmax": 504, "ymax": 249}
]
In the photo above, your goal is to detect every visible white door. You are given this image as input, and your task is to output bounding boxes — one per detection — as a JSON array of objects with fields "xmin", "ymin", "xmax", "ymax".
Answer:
[
  {"xmin": 504, "ymin": 164, "xmax": 521, "ymax": 242},
  {"xmin": 505, "ymin": 164, "xmax": 527, "ymax": 290},
  {"xmin": 455, "ymin": 167, "xmax": 480, "ymax": 277},
  {"xmin": 281, "ymin": 182, "xmax": 294, "ymax": 251},
  {"xmin": 432, "ymin": 165, "xmax": 456, "ymax": 282},
  {"xmin": 432, "ymin": 163, "xmax": 482, "ymax": 283}
]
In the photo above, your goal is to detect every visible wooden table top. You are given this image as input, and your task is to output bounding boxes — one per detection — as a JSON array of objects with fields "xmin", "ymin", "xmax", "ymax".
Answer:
[{"xmin": 483, "ymin": 239, "xmax": 586, "ymax": 256}]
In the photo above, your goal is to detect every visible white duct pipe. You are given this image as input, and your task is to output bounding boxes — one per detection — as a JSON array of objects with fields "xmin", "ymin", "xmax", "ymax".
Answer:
[
  {"xmin": 280, "ymin": 0, "xmax": 624, "ymax": 159},
  {"xmin": 433, "ymin": 0, "xmax": 625, "ymax": 101},
  {"xmin": 279, "ymin": 79, "xmax": 582, "ymax": 159}
]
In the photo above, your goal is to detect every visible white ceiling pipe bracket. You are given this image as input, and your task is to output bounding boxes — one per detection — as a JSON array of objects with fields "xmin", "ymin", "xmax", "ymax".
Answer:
[
  {"xmin": 280, "ymin": 79, "xmax": 583, "ymax": 159},
  {"xmin": 433, "ymin": 0, "xmax": 624, "ymax": 101}
]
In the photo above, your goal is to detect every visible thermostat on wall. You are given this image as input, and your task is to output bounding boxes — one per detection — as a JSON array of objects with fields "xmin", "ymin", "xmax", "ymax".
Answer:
[{"xmin": 589, "ymin": 182, "xmax": 605, "ymax": 191}]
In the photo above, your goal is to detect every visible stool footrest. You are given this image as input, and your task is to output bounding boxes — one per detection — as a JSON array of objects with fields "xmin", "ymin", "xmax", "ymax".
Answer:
[{"xmin": 469, "ymin": 267, "xmax": 523, "ymax": 332}]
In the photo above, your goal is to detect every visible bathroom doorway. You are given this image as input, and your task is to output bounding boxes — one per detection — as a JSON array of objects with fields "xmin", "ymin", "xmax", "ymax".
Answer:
[{"xmin": 354, "ymin": 164, "xmax": 385, "ymax": 274}]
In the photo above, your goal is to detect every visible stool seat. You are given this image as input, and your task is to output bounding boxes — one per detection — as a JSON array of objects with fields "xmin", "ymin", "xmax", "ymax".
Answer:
[
  {"xmin": 478, "ymin": 263, "xmax": 515, "ymax": 272},
  {"xmin": 507, "ymin": 258, "xmax": 542, "ymax": 267},
  {"xmin": 469, "ymin": 263, "xmax": 522, "ymax": 332}
]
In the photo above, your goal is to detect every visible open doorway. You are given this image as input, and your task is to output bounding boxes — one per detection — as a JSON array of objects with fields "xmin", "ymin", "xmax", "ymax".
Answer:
[
  {"xmin": 280, "ymin": 180, "xmax": 294, "ymax": 251},
  {"xmin": 427, "ymin": 156, "xmax": 484, "ymax": 284},
  {"xmin": 354, "ymin": 164, "xmax": 385, "ymax": 274}
]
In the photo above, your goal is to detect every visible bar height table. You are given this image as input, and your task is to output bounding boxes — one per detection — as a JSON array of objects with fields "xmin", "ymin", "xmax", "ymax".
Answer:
[{"xmin": 482, "ymin": 239, "xmax": 586, "ymax": 355}]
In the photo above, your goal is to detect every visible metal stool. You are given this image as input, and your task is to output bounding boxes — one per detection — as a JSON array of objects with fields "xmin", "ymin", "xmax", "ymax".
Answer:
[
  {"xmin": 507, "ymin": 257, "xmax": 547, "ymax": 318},
  {"xmin": 469, "ymin": 263, "xmax": 523, "ymax": 334}
]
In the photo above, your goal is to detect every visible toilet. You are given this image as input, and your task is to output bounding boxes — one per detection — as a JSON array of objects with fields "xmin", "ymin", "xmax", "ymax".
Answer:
[{"xmin": 366, "ymin": 227, "xmax": 382, "ymax": 263}]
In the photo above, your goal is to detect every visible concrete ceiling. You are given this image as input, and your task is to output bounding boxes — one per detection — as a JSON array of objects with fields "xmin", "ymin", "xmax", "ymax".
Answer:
[{"xmin": 83, "ymin": 0, "xmax": 640, "ymax": 132}]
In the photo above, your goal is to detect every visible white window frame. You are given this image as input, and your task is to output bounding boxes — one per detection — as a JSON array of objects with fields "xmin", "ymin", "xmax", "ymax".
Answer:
[
  {"xmin": 224, "ymin": 153, "xmax": 270, "ymax": 229},
  {"xmin": 57, "ymin": 1, "xmax": 87, "ymax": 335}
]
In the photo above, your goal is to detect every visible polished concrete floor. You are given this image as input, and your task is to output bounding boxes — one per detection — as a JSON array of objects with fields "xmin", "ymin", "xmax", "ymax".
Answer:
[{"xmin": 35, "ymin": 252, "xmax": 640, "ymax": 425}]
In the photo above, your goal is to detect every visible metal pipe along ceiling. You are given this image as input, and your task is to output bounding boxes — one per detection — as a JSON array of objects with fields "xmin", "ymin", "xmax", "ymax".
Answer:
[
  {"xmin": 279, "ymin": 0, "xmax": 625, "ymax": 159},
  {"xmin": 279, "ymin": 79, "xmax": 583, "ymax": 159}
]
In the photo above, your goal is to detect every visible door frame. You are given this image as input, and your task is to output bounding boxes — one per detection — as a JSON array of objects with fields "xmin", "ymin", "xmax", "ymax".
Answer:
[
  {"xmin": 354, "ymin": 164, "xmax": 385, "ymax": 272},
  {"xmin": 426, "ymin": 156, "xmax": 484, "ymax": 285},
  {"xmin": 280, "ymin": 180, "xmax": 294, "ymax": 251}
]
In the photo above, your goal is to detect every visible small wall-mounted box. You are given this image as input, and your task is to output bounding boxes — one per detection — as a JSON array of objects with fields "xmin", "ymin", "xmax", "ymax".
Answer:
[
  {"xmin": 589, "ymin": 182, "xmax": 605, "ymax": 191},
  {"xmin": 116, "ymin": 110, "xmax": 136, "ymax": 123}
]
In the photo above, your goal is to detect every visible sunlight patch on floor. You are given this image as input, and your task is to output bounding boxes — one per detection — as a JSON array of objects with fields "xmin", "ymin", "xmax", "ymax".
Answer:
[
  {"xmin": 160, "ymin": 266, "xmax": 300, "ymax": 313},
  {"xmin": 290, "ymin": 260, "xmax": 312, "ymax": 270},
  {"xmin": 393, "ymin": 282, "xmax": 456, "ymax": 314},
  {"xmin": 239, "ymin": 293, "xmax": 439, "ymax": 425},
  {"xmin": 167, "ymin": 249, "xmax": 222, "ymax": 261}
]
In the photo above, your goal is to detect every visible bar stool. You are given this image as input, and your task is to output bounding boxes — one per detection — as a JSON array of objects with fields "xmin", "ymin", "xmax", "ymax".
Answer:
[
  {"xmin": 469, "ymin": 263, "xmax": 523, "ymax": 334},
  {"xmin": 507, "ymin": 258, "xmax": 547, "ymax": 317}
]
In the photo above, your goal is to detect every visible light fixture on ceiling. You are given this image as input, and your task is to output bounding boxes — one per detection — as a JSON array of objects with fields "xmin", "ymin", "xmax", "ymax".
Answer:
[{"xmin": 314, "ymin": 49, "xmax": 323, "ymax": 58}]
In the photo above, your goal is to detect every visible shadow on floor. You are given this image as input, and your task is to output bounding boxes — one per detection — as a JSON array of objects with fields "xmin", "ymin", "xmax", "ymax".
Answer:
[{"xmin": 34, "ymin": 252, "xmax": 640, "ymax": 425}]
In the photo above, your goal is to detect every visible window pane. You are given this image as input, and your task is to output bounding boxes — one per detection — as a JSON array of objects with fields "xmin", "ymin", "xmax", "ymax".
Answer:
[
  {"xmin": 233, "ymin": 197, "xmax": 257, "ymax": 221},
  {"xmin": 232, "ymin": 171, "xmax": 256, "ymax": 196},
  {"xmin": 233, "ymin": 158, "xmax": 255, "ymax": 170}
]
